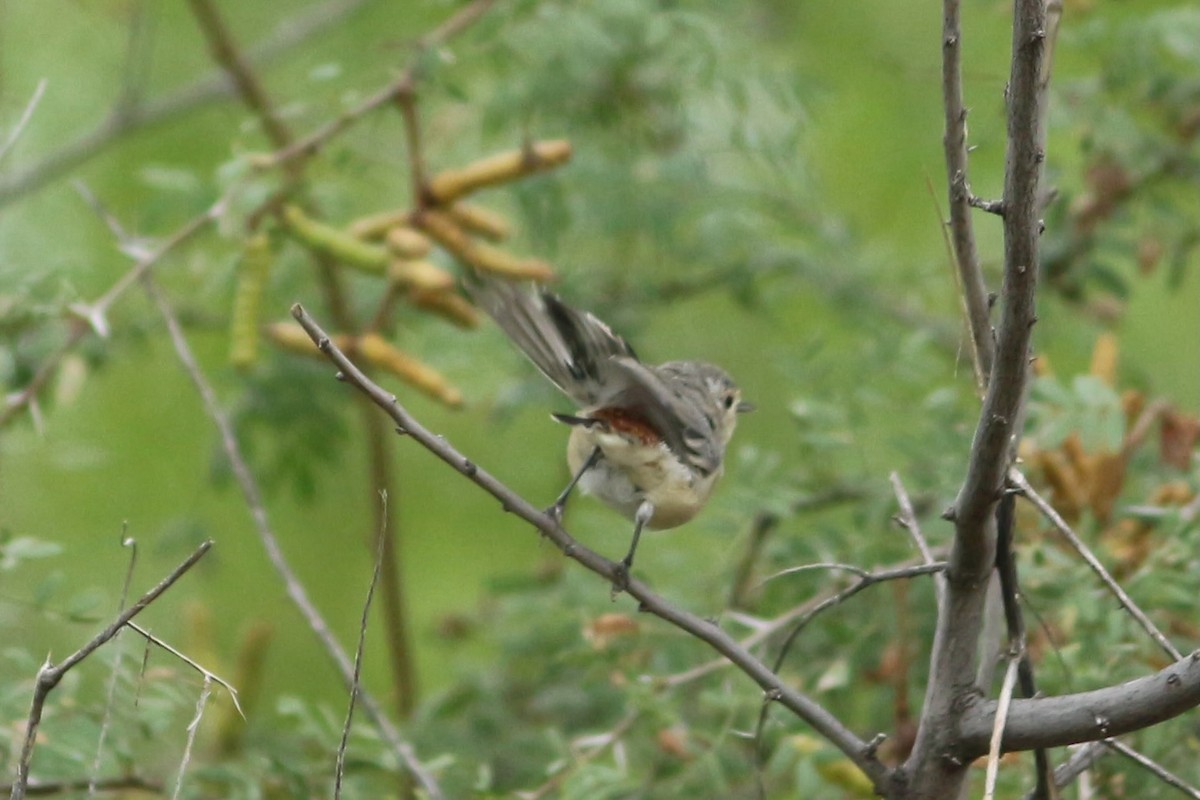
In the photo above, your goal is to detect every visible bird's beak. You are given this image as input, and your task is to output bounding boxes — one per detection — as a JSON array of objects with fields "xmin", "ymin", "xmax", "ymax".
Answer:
[{"xmin": 736, "ymin": 400, "xmax": 755, "ymax": 414}]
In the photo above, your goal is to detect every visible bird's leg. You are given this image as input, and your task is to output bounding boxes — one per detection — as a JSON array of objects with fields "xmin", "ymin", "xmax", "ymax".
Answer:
[
  {"xmin": 612, "ymin": 499, "xmax": 654, "ymax": 593},
  {"xmin": 545, "ymin": 446, "xmax": 601, "ymax": 524}
]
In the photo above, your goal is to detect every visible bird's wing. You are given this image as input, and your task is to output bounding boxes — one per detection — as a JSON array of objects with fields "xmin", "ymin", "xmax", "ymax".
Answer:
[
  {"xmin": 468, "ymin": 278, "xmax": 638, "ymax": 407},
  {"xmin": 605, "ymin": 357, "xmax": 723, "ymax": 477}
]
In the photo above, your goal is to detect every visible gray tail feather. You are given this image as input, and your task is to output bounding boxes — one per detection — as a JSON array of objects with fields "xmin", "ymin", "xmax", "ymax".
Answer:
[{"xmin": 466, "ymin": 276, "xmax": 638, "ymax": 407}]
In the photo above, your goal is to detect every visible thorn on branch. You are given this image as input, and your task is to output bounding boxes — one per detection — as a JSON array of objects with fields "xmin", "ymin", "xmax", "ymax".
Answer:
[{"xmin": 969, "ymin": 195, "xmax": 1005, "ymax": 216}]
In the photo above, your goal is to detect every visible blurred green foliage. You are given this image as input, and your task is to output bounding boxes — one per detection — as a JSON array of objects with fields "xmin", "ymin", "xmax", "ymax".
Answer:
[{"xmin": 1, "ymin": 0, "xmax": 1197, "ymax": 797}]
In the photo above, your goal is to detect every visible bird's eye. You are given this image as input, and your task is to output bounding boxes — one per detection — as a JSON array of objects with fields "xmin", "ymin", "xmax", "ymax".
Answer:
[{"xmin": 723, "ymin": 394, "xmax": 736, "ymax": 410}]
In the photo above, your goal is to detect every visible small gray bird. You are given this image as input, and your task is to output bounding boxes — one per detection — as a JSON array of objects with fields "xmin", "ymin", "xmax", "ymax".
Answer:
[{"xmin": 471, "ymin": 278, "xmax": 751, "ymax": 582}]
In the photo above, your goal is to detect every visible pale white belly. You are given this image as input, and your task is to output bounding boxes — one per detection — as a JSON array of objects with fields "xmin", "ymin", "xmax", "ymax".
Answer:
[{"xmin": 566, "ymin": 425, "xmax": 722, "ymax": 530}]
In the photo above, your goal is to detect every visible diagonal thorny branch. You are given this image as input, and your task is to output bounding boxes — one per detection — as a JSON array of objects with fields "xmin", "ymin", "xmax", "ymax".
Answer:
[{"xmin": 289, "ymin": 302, "xmax": 894, "ymax": 793}]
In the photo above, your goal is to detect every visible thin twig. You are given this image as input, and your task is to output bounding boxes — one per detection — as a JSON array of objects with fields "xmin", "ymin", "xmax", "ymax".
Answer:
[
  {"xmin": 665, "ymin": 552, "xmax": 947, "ymax": 688},
  {"xmin": 9, "ymin": 540, "xmax": 212, "ymax": 800},
  {"xmin": 0, "ymin": 79, "xmax": 48, "ymax": 164},
  {"xmin": 142, "ymin": 280, "xmax": 441, "ymax": 799},
  {"xmin": 1010, "ymin": 468, "xmax": 1182, "ymax": 661},
  {"xmin": 728, "ymin": 512, "xmax": 777, "ymax": 610},
  {"xmin": 0, "ymin": 776, "xmax": 161, "ymax": 797},
  {"xmin": 1105, "ymin": 738, "xmax": 1200, "ymax": 799},
  {"xmin": 1022, "ymin": 741, "xmax": 1108, "ymax": 800},
  {"xmin": 941, "ymin": 0, "xmax": 994, "ymax": 384},
  {"xmin": 752, "ymin": 561, "xmax": 948, "ymax": 778},
  {"xmin": 186, "ymin": 0, "xmax": 291, "ymax": 149},
  {"xmin": 186, "ymin": 0, "xmax": 428, "ymax": 717},
  {"xmin": 258, "ymin": 0, "xmax": 497, "ymax": 171},
  {"xmin": 515, "ymin": 711, "xmax": 641, "ymax": 800},
  {"xmin": 994, "ymin": 490, "xmax": 1051, "ymax": 798},
  {"xmin": 290, "ymin": 303, "xmax": 892, "ymax": 793},
  {"xmin": 125, "ymin": 622, "xmax": 244, "ymax": 719},
  {"xmin": 334, "ymin": 492, "xmax": 389, "ymax": 799},
  {"xmin": 0, "ymin": 0, "xmax": 368, "ymax": 209},
  {"xmin": 170, "ymin": 676, "xmax": 211, "ymax": 800},
  {"xmin": 890, "ymin": 471, "xmax": 945, "ymax": 608},
  {"xmin": 768, "ymin": 563, "xmax": 948, "ymax": 676},
  {"xmin": 87, "ymin": 533, "xmax": 138, "ymax": 798},
  {"xmin": 758, "ymin": 561, "xmax": 945, "ymax": 590},
  {"xmin": 983, "ymin": 650, "xmax": 1022, "ymax": 800},
  {"xmin": 0, "ymin": 196, "xmax": 226, "ymax": 429}
]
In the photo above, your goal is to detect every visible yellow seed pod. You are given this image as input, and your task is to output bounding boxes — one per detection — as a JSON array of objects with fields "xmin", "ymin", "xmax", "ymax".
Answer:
[
  {"xmin": 425, "ymin": 139, "xmax": 572, "ymax": 204},
  {"xmin": 469, "ymin": 242, "xmax": 555, "ymax": 282},
  {"xmin": 448, "ymin": 202, "xmax": 511, "ymax": 242},
  {"xmin": 347, "ymin": 209, "xmax": 410, "ymax": 241},
  {"xmin": 280, "ymin": 205, "xmax": 389, "ymax": 273},
  {"xmin": 388, "ymin": 259, "xmax": 456, "ymax": 292},
  {"xmin": 356, "ymin": 332, "xmax": 463, "ymax": 407},
  {"xmin": 408, "ymin": 289, "xmax": 480, "ymax": 329},
  {"xmin": 264, "ymin": 321, "xmax": 324, "ymax": 355},
  {"xmin": 385, "ymin": 227, "xmax": 433, "ymax": 259},
  {"xmin": 229, "ymin": 233, "xmax": 274, "ymax": 369},
  {"xmin": 419, "ymin": 210, "xmax": 555, "ymax": 282}
]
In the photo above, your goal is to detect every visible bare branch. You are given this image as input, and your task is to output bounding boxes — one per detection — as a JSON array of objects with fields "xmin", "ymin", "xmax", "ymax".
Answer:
[
  {"xmin": 9, "ymin": 540, "xmax": 213, "ymax": 800},
  {"xmin": 1105, "ymin": 738, "xmax": 1200, "ymax": 799},
  {"xmin": 290, "ymin": 302, "xmax": 892, "ymax": 792},
  {"xmin": 952, "ymin": 0, "xmax": 1048, "ymax": 569},
  {"xmin": 941, "ymin": 0, "xmax": 994, "ymax": 382},
  {"xmin": 0, "ymin": 0, "xmax": 368, "ymax": 209},
  {"xmin": 142, "ymin": 280, "xmax": 441, "ymax": 799},
  {"xmin": 958, "ymin": 650, "xmax": 1200, "ymax": 756},
  {"xmin": 1010, "ymin": 468, "xmax": 1182, "ymax": 661},
  {"xmin": 908, "ymin": 0, "xmax": 1050, "ymax": 794}
]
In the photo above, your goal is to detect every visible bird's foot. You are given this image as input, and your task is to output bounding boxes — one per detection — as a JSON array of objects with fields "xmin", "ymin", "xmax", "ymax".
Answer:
[
  {"xmin": 542, "ymin": 502, "xmax": 565, "ymax": 530},
  {"xmin": 609, "ymin": 557, "xmax": 633, "ymax": 600}
]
